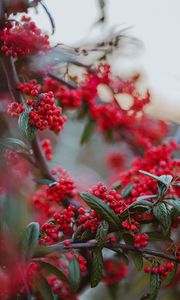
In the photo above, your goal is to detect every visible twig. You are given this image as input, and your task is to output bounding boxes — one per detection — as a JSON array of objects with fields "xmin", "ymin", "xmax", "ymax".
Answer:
[
  {"xmin": 48, "ymin": 72, "xmax": 77, "ymax": 89},
  {"xmin": 35, "ymin": 241, "xmax": 179, "ymax": 263},
  {"xmin": 39, "ymin": 0, "xmax": 55, "ymax": 35}
]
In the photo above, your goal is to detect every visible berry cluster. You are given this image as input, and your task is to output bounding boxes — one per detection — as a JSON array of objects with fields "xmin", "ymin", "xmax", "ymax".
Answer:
[
  {"xmin": 144, "ymin": 262, "xmax": 174, "ymax": 277},
  {"xmin": 40, "ymin": 205, "xmax": 75, "ymax": 244},
  {"xmin": 48, "ymin": 275, "xmax": 77, "ymax": 300},
  {"xmin": 103, "ymin": 259, "xmax": 128, "ymax": 286},
  {"xmin": 0, "ymin": 19, "xmax": 49, "ymax": 57},
  {"xmin": 41, "ymin": 139, "xmax": 53, "ymax": 161},
  {"xmin": 32, "ymin": 167, "xmax": 76, "ymax": 218},
  {"xmin": 43, "ymin": 78, "xmax": 82, "ymax": 109},
  {"xmin": 176, "ymin": 245, "xmax": 180, "ymax": 262},
  {"xmin": 122, "ymin": 218, "xmax": 139, "ymax": 232},
  {"xmin": 28, "ymin": 92, "xmax": 67, "ymax": 132},
  {"xmin": 67, "ymin": 253, "xmax": 87, "ymax": 272},
  {"xmin": 7, "ymin": 102, "xmax": 24, "ymax": 117},
  {"xmin": 18, "ymin": 80, "xmax": 41, "ymax": 97},
  {"xmin": 134, "ymin": 233, "xmax": 148, "ymax": 248}
]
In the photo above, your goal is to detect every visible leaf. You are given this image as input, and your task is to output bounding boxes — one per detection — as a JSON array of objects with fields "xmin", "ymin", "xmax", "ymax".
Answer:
[
  {"xmin": 164, "ymin": 200, "xmax": 180, "ymax": 213},
  {"xmin": 159, "ymin": 175, "xmax": 173, "ymax": 186},
  {"xmin": 157, "ymin": 175, "xmax": 173, "ymax": 195},
  {"xmin": 137, "ymin": 195, "xmax": 157, "ymax": 202},
  {"xmin": 131, "ymin": 199, "xmax": 153, "ymax": 208},
  {"xmin": 139, "ymin": 171, "xmax": 172, "ymax": 196},
  {"xmin": 121, "ymin": 183, "xmax": 134, "ymax": 198},
  {"xmin": 21, "ymin": 222, "xmax": 39, "ymax": 261},
  {"xmin": 35, "ymin": 274, "xmax": 54, "ymax": 300},
  {"xmin": 111, "ymin": 180, "xmax": 122, "ymax": 191},
  {"xmin": 79, "ymin": 228, "xmax": 93, "ymax": 242},
  {"xmin": 139, "ymin": 170, "xmax": 161, "ymax": 182},
  {"xmin": 34, "ymin": 260, "xmax": 68, "ymax": 282},
  {"xmin": 147, "ymin": 231, "xmax": 171, "ymax": 242},
  {"xmin": 80, "ymin": 118, "xmax": 96, "ymax": 145},
  {"xmin": 153, "ymin": 203, "xmax": 171, "ymax": 233},
  {"xmin": 68, "ymin": 256, "xmax": 80, "ymax": 293},
  {"xmin": 96, "ymin": 220, "xmax": 109, "ymax": 249},
  {"xmin": 0, "ymin": 137, "xmax": 29, "ymax": 153},
  {"xmin": 18, "ymin": 109, "xmax": 36, "ymax": 141},
  {"xmin": 139, "ymin": 171, "xmax": 172, "ymax": 187},
  {"xmin": 91, "ymin": 248, "xmax": 104, "ymax": 287},
  {"xmin": 149, "ymin": 271, "xmax": 161, "ymax": 300},
  {"xmin": 80, "ymin": 192, "xmax": 120, "ymax": 228},
  {"xmin": 129, "ymin": 251, "xmax": 143, "ymax": 271},
  {"xmin": 34, "ymin": 178, "xmax": 57, "ymax": 186},
  {"xmin": 72, "ymin": 224, "xmax": 84, "ymax": 242},
  {"xmin": 162, "ymin": 261, "xmax": 178, "ymax": 287}
]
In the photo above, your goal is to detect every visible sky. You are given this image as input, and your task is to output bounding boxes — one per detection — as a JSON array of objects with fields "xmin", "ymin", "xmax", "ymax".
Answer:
[{"xmin": 30, "ymin": 0, "xmax": 180, "ymax": 122}]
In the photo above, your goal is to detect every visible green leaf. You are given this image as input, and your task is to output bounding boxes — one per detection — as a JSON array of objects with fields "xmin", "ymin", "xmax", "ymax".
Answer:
[
  {"xmin": 146, "ymin": 231, "xmax": 171, "ymax": 241},
  {"xmin": 131, "ymin": 199, "xmax": 153, "ymax": 208},
  {"xmin": 139, "ymin": 171, "xmax": 172, "ymax": 187},
  {"xmin": 35, "ymin": 274, "xmax": 54, "ymax": 300},
  {"xmin": 159, "ymin": 175, "xmax": 173, "ymax": 186},
  {"xmin": 0, "ymin": 137, "xmax": 29, "ymax": 152},
  {"xmin": 157, "ymin": 175, "xmax": 173, "ymax": 195},
  {"xmin": 164, "ymin": 200, "xmax": 180, "ymax": 213},
  {"xmin": 96, "ymin": 220, "xmax": 109, "ymax": 249},
  {"xmin": 162, "ymin": 261, "xmax": 178, "ymax": 287},
  {"xmin": 111, "ymin": 180, "xmax": 122, "ymax": 191},
  {"xmin": 72, "ymin": 224, "xmax": 84, "ymax": 242},
  {"xmin": 129, "ymin": 251, "xmax": 143, "ymax": 271},
  {"xmin": 153, "ymin": 203, "xmax": 171, "ymax": 233},
  {"xmin": 34, "ymin": 260, "xmax": 68, "ymax": 282},
  {"xmin": 91, "ymin": 248, "xmax": 104, "ymax": 287},
  {"xmin": 80, "ymin": 118, "xmax": 96, "ymax": 145},
  {"xmin": 79, "ymin": 228, "xmax": 93, "ymax": 242},
  {"xmin": 18, "ymin": 109, "xmax": 36, "ymax": 141},
  {"xmin": 80, "ymin": 192, "xmax": 120, "ymax": 228},
  {"xmin": 21, "ymin": 222, "xmax": 39, "ymax": 261},
  {"xmin": 68, "ymin": 256, "xmax": 80, "ymax": 293},
  {"xmin": 137, "ymin": 195, "xmax": 157, "ymax": 202},
  {"xmin": 121, "ymin": 183, "xmax": 134, "ymax": 198},
  {"xmin": 34, "ymin": 178, "xmax": 57, "ymax": 186},
  {"xmin": 139, "ymin": 171, "xmax": 172, "ymax": 196},
  {"xmin": 139, "ymin": 170, "xmax": 161, "ymax": 182},
  {"xmin": 149, "ymin": 271, "xmax": 161, "ymax": 300}
]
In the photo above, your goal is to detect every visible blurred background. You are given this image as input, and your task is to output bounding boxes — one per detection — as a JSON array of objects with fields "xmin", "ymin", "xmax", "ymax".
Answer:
[
  {"xmin": 30, "ymin": 0, "xmax": 180, "ymax": 122},
  {"xmin": 28, "ymin": 2, "xmax": 180, "ymax": 299}
]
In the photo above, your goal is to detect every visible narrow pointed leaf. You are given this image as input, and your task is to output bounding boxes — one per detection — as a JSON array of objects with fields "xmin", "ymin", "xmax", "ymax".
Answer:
[
  {"xmin": 80, "ymin": 118, "xmax": 96, "ymax": 144},
  {"xmin": 91, "ymin": 248, "xmax": 104, "ymax": 287},
  {"xmin": 18, "ymin": 109, "xmax": 36, "ymax": 142},
  {"xmin": 96, "ymin": 220, "xmax": 109, "ymax": 249},
  {"xmin": 34, "ymin": 260, "xmax": 68, "ymax": 282},
  {"xmin": 153, "ymin": 203, "xmax": 171, "ymax": 233},
  {"xmin": 21, "ymin": 222, "xmax": 39, "ymax": 261},
  {"xmin": 68, "ymin": 256, "xmax": 80, "ymax": 293},
  {"xmin": 80, "ymin": 192, "xmax": 120, "ymax": 228},
  {"xmin": 121, "ymin": 183, "xmax": 134, "ymax": 199},
  {"xmin": 35, "ymin": 274, "xmax": 54, "ymax": 300}
]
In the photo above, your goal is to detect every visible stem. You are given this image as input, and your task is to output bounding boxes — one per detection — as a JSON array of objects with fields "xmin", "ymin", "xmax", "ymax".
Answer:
[
  {"xmin": 47, "ymin": 72, "xmax": 77, "ymax": 89},
  {"xmin": 31, "ymin": 136, "xmax": 55, "ymax": 181},
  {"xmin": 35, "ymin": 241, "xmax": 179, "ymax": 263}
]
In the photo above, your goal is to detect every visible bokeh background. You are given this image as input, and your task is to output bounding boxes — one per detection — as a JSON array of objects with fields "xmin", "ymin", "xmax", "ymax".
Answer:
[{"xmin": 29, "ymin": 1, "xmax": 180, "ymax": 299}]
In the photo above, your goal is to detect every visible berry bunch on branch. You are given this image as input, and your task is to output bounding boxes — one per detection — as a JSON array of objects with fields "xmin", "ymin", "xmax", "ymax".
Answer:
[{"xmin": 0, "ymin": 1, "xmax": 179, "ymax": 300}]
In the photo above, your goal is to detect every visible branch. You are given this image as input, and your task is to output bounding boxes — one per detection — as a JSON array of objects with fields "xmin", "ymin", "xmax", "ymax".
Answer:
[
  {"xmin": 31, "ymin": 136, "xmax": 55, "ymax": 181},
  {"xmin": 47, "ymin": 72, "xmax": 77, "ymax": 89},
  {"xmin": 35, "ymin": 241, "xmax": 179, "ymax": 263}
]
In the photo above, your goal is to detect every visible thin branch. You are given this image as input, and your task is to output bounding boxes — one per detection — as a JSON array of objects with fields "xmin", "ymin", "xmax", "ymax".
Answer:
[
  {"xmin": 39, "ymin": 0, "xmax": 55, "ymax": 35},
  {"xmin": 31, "ymin": 136, "xmax": 55, "ymax": 181},
  {"xmin": 35, "ymin": 241, "xmax": 179, "ymax": 263},
  {"xmin": 48, "ymin": 72, "xmax": 77, "ymax": 89}
]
